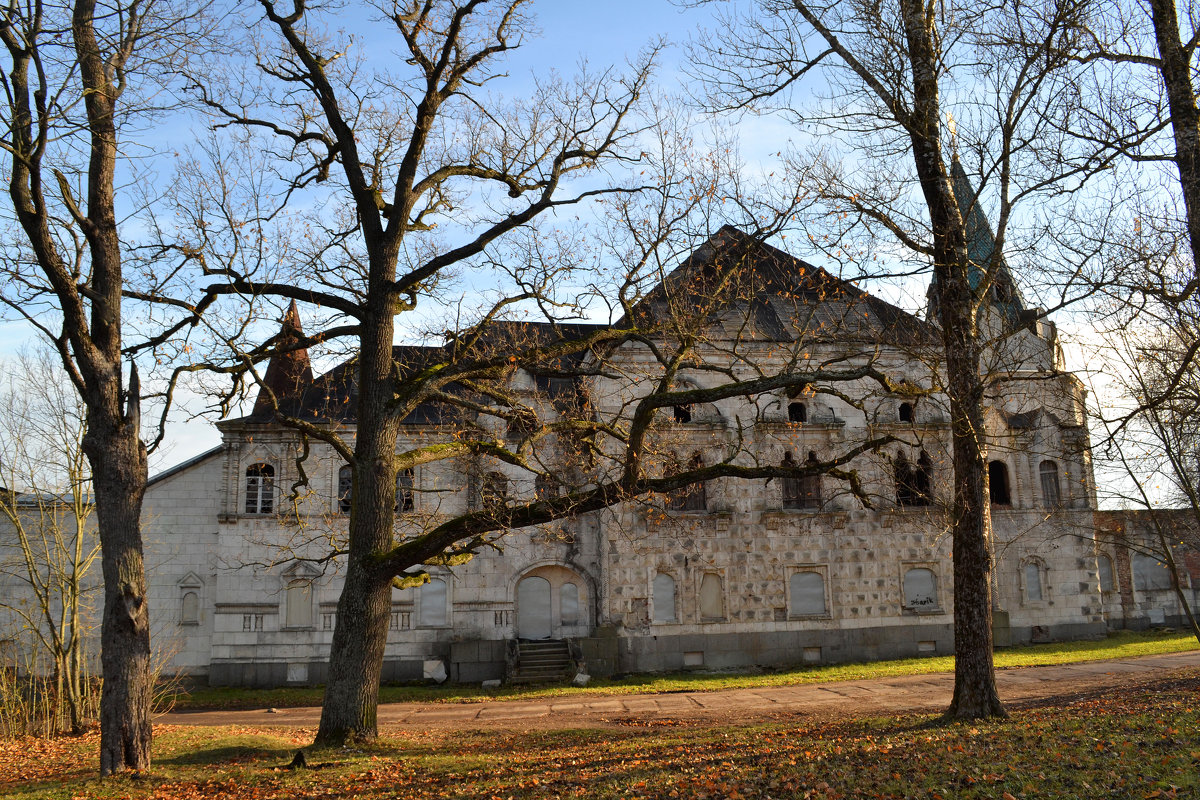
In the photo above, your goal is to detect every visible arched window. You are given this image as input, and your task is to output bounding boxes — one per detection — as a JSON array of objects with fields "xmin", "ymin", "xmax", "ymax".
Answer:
[
  {"xmin": 180, "ymin": 591, "xmax": 200, "ymax": 626},
  {"xmin": 396, "ymin": 467, "xmax": 415, "ymax": 512},
  {"xmin": 338, "ymin": 465, "xmax": 353, "ymax": 514},
  {"xmin": 989, "ymin": 460, "xmax": 1011, "ymax": 506},
  {"xmin": 898, "ymin": 402, "xmax": 914, "ymax": 423},
  {"xmin": 790, "ymin": 571, "xmax": 827, "ymax": 616},
  {"xmin": 896, "ymin": 452, "xmax": 931, "ymax": 507},
  {"xmin": 1023, "ymin": 561, "xmax": 1044, "ymax": 602},
  {"xmin": 652, "ymin": 573, "xmax": 677, "ymax": 623},
  {"xmin": 673, "ymin": 404, "xmax": 693, "ymax": 423},
  {"xmin": 903, "ymin": 567, "xmax": 938, "ymax": 609},
  {"xmin": 560, "ymin": 582, "xmax": 580, "ymax": 626},
  {"xmin": 668, "ymin": 454, "xmax": 707, "ymax": 512},
  {"xmin": 285, "ymin": 579, "xmax": 312, "ymax": 628},
  {"xmin": 245, "ymin": 463, "xmax": 275, "ymax": 514},
  {"xmin": 1097, "ymin": 554, "xmax": 1115, "ymax": 593},
  {"xmin": 788, "ymin": 402, "xmax": 807, "ymax": 423},
  {"xmin": 699, "ymin": 573, "xmax": 724, "ymax": 620},
  {"xmin": 419, "ymin": 578, "xmax": 448, "ymax": 627},
  {"xmin": 1040, "ymin": 460, "xmax": 1061, "ymax": 508}
]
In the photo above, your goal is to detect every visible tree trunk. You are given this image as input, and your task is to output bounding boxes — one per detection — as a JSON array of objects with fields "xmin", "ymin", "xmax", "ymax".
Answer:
[
  {"xmin": 898, "ymin": 0, "xmax": 1006, "ymax": 722},
  {"xmin": 1148, "ymin": 0, "xmax": 1200, "ymax": 280},
  {"xmin": 315, "ymin": 281, "xmax": 400, "ymax": 745},
  {"xmin": 85, "ymin": 408, "xmax": 151, "ymax": 772}
]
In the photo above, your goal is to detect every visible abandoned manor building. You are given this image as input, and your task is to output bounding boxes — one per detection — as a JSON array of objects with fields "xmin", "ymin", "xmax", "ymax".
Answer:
[{"xmin": 131, "ymin": 205, "xmax": 1135, "ymax": 688}]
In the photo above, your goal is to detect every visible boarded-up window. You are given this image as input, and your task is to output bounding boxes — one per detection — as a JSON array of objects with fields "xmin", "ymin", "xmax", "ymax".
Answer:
[
  {"xmin": 181, "ymin": 591, "xmax": 199, "ymax": 625},
  {"xmin": 1040, "ymin": 460, "xmax": 1061, "ymax": 508},
  {"xmin": 1024, "ymin": 562, "xmax": 1043, "ymax": 602},
  {"xmin": 420, "ymin": 578, "xmax": 448, "ymax": 628},
  {"xmin": 560, "ymin": 582, "xmax": 580, "ymax": 626},
  {"xmin": 1132, "ymin": 553, "xmax": 1173, "ymax": 592},
  {"xmin": 652, "ymin": 573, "xmax": 676, "ymax": 623},
  {"xmin": 420, "ymin": 578, "xmax": 448, "ymax": 626},
  {"xmin": 790, "ymin": 572, "xmax": 826, "ymax": 616},
  {"xmin": 285, "ymin": 579, "xmax": 312, "ymax": 628},
  {"xmin": 903, "ymin": 568, "xmax": 937, "ymax": 609},
  {"xmin": 699, "ymin": 573, "xmax": 724, "ymax": 620},
  {"xmin": 1097, "ymin": 554, "xmax": 1115, "ymax": 593}
]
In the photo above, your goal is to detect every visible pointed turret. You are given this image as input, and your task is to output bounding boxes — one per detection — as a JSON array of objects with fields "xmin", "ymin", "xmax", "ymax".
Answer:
[
  {"xmin": 927, "ymin": 156, "xmax": 1028, "ymax": 328},
  {"xmin": 252, "ymin": 300, "xmax": 314, "ymax": 417}
]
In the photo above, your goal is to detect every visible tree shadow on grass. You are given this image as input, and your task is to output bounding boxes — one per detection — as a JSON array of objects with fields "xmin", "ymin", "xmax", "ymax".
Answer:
[{"xmin": 157, "ymin": 742, "xmax": 292, "ymax": 767}]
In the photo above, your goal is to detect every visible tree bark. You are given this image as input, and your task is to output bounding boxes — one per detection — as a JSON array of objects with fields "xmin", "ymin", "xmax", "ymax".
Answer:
[
  {"xmin": 87, "ymin": 411, "xmax": 151, "ymax": 772},
  {"xmin": 1148, "ymin": 0, "xmax": 1200, "ymax": 280},
  {"xmin": 898, "ymin": 0, "xmax": 1006, "ymax": 720},
  {"xmin": 314, "ymin": 249, "xmax": 401, "ymax": 745}
]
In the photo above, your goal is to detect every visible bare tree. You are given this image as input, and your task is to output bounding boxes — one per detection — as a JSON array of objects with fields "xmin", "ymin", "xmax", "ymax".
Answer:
[
  {"xmin": 0, "ymin": 0, "xmax": 203, "ymax": 773},
  {"xmin": 0, "ymin": 352, "xmax": 101, "ymax": 734},
  {"xmin": 1091, "ymin": 309, "xmax": 1200, "ymax": 641},
  {"xmin": 165, "ymin": 0, "xmax": 942, "ymax": 744},
  {"xmin": 685, "ymin": 0, "xmax": 1107, "ymax": 719}
]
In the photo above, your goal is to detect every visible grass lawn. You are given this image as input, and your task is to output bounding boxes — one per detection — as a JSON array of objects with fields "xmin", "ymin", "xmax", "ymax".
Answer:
[
  {"xmin": 173, "ymin": 628, "xmax": 1199, "ymax": 711},
  {"xmin": 7, "ymin": 668, "xmax": 1199, "ymax": 799}
]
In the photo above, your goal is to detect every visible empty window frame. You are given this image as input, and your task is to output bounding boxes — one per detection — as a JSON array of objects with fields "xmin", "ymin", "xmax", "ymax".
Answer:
[
  {"xmin": 788, "ymin": 401, "xmax": 807, "ymax": 423},
  {"xmin": 396, "ymin": 467, "xmax": 415, "ymax": 512},
  {"xmin": 782, "ymin": 451, "xmax": 821, "ymax": 510},
  {"xmin": 1039, "ymin": 460, "xmax": 1061, "ymax": 508},
  {"xmin": 903, "ymin": 567, "xmax": 938, "ymax": 609},
  {"xmin": 789, "ymin": 571, "xmax": 827, "ymax": 616},
  {"xmin": 652, "ymin": 573, "xmax": 677, "ymax": 623},
  {"xmin": 895, "ymin": 451, "xmax": 932, "ymax": 506},
  {"xmin": 673, "ymin": 404, "xmax": 693, "ymax": 423},
  {"xmin": 668, "ymin": 454, "xmax": 707, "ymax": 512},
  {"xmin": 245, "ymin": 463, "xmax": 275, "ymax": 514},
  {"xmin": 479, "ymin": 471, "xmax": 508, "ymax": 509},
  {"xmin": 338, "ymin": 465, "xmax": 353, "ymax": 514},
  {"xmin": 898, "ymin": 401, "xmax": 915, "ymax": 423},
  {"xmin": 989, "ymin": 460, "xmax": 1012, "ymax": 506}
]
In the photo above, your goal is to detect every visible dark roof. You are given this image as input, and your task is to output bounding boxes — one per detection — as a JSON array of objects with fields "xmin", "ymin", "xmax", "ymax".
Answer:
[
  {"xmin": 251, "ymin": 300, "xmax": 314, "ymax": 417},
  {"xmin": 234, "ymin": 227, "xmax": 938, "ymax": 427},
  {"xmin": 624, "ymin": 225, "xmax": 938, "ymax": 346}
]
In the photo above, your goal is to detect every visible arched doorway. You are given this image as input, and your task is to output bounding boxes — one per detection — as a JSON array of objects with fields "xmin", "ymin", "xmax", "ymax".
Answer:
[{"xmin": 515, "ymin": 565, "xmax": 591, "ymax": 640}]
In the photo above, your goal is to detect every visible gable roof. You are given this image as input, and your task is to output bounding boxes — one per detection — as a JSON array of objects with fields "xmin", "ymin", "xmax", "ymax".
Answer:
[
  {"xmin": 625, "ymin": 225, "xmax": 938, "ymax": 346},
  {"xmin": 232, "ymin": 226, "xmax": 938, "ymax": 428}
]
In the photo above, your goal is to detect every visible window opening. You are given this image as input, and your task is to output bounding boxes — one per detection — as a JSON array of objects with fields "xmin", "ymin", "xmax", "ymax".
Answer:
[
  {"xmin": 245, "ymin": 463, "xmax": 275, "ymax": 514},
  {"xmin": 989, "ymin": 460, "xmax": 1012, "ymax": 506}
]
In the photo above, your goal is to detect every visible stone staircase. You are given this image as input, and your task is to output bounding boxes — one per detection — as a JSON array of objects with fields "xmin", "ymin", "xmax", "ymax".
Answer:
[{"xmin": 508, "ymin": 639, "xmax": 576, "ymax": 685}]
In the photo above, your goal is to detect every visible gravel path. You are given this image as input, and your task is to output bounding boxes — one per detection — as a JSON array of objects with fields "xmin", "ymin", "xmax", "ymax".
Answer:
[{"xmin": 159, "ymin": 650, "xmax": 1200, "ymax": 731}]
